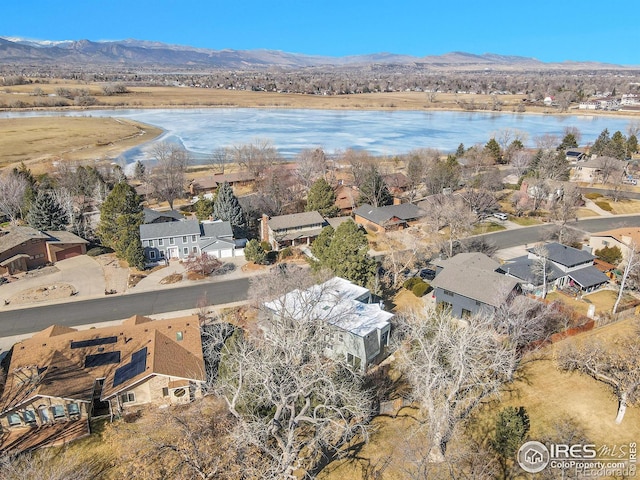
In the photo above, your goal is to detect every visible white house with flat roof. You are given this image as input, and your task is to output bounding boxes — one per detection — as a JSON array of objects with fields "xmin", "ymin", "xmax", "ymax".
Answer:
[{"xmin": 263, "ymin": 277, "xmax": 393, "ymax": 371}]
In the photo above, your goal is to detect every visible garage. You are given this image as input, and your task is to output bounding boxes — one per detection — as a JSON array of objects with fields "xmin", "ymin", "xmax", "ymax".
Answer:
[{"xmin": 55, "ymin": 245, "xmax": 84, "ymax": 261}]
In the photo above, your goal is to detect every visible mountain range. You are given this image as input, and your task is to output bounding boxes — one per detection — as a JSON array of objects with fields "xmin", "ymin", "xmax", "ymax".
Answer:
[{"xmin": 0, "ymin": 37, "xmax": 627, "ymax": 70}]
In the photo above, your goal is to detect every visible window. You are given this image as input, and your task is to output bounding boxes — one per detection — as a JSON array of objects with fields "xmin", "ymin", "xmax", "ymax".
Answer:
[
  {"xmin": 52, "ymin": 405, "xmax": 66, "ymax": 419},
  {"xmin": 182, "ymin": 236, "xmax": 187, "ymax": 243},
  {"xmin": 183, "ymin": 247, "xmax": 189, "ymax": 255},
  {"xmin": 7, "ymin": 413, "xmax": 21, "ymax": 427},
  {"xmin": 149, "ymin": 251, "xmax": 156, "ymax": 260},
  {"xmin": 443, "ymin": 289, "xmax": 454, "ymax": 296},
  {"xmin": 149, "ymin": 239, "xmax": 154, "ymax": 247},
  {"xmin": 67, "ymin": 403, "xmax": 80, "ymax": 416},
  {"xmin": 461, "ymin": 308, "xmax": 472, "ymax": 318},
  {"xmin": 192, "ymin": 246, "xmax": 198, "ymax": 254},
  {"xmin": 162, "ymin": 387, "xmax": 169, "ymax": 397},
  {"xmin": 23, "ymin": 410, "xmax": 37, "ymax": 424},
  {"xmin": 120, "ymin": 392, "xmax": 135, "ymax": 404},
  {"xmin": 169, "ymin": 237, "xmax": 175, "ymax": 245},
  {"xmin": 176, "ymin": 331, "xmax": 183, "ymax": 341},
  {"xmin": 158, "ymin": 238, "xmax": 164, "ymax": 246},
  {"xmin": 143, "ymin": 240, "xmax": 149, "ymax": 247},
  {"xmin": 159, "ymin": 250, "xmax": 165, "ymax": 258},
  {"xmin": 191, "ymin": 235, "xmax": 197, "ymax": 242}
]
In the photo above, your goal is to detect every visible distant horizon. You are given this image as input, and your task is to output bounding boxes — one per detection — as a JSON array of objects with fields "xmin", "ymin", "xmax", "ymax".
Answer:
[{"xmin": 2, "ymin": 0, "xmax": 637, "ymax": 66}]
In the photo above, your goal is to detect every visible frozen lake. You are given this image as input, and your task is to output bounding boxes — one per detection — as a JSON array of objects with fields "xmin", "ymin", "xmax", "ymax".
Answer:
[{"xmin": 1, "ymin": 108, "xmax": 635, "ymax": 163}]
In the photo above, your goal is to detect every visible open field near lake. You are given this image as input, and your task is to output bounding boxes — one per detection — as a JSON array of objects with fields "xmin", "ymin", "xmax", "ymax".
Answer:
[
  {"xmin": 3, "ymin": 81, "xmax": 640, "ymax": 116},
  {"xmin": 0, "ymin": 117, "xmax": 162, "ymax": 172}
]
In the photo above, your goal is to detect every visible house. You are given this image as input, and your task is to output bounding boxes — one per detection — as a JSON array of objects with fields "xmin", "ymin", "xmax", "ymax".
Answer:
[
  {"xmin": 565, "ymin": 149, "xmax": 587, "ymax": 163},
  {"xmin": 334, "ymin": 185, "xmax": 361, "ymax": 214},
  {"xmin": 382, "ymin": 172, "xmax": 410, "ymax": 195},
  {"xmin": 431, "ymin": 252, "xmax": 520, "ymax": 318},
  {"xmin": 354, "ymin": 203, "xmax": 426, "ymax": 232},
  {"xmin": 188, "ymin": 171, "xmax": 255, "ymax": 196},
  {"xmin": 263, "ymin": 277, "xmax": 393, "ymax": 371},
  {"xmin": 589, "ymin": 228, "xmax": 640, "ymax": 262},
  {"xmin": 143, "ymin": 208, "xmax": 184, "ymax": 224},
  {"xmin": 140, "ymin": 219, "xmax": 241, "ymax": 262},
  {"xmin": 500, "ymin": 242, "xmax": 609, "ymax": 295},
  {"xmin": 0, "ymin": 227, "xmax": 88, "ymax": 275},
  {"xmin": 0, "ymin": 314, "xmax": 205, "ymax": 453},
  {"xmin": 260, "ymin": 211, "xmax": 339, "ymax": 251},
  {"xmin": 572, "ymin": 156, "xmax": 627, "ymax": 184}
]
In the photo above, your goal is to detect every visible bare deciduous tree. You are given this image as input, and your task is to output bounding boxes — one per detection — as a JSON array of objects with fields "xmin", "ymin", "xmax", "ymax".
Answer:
[
  {"xmin": 0, "ymin": 172, "xmax": 27, "ymax": 224},
  {"xmin": 530, "ymin": 244, "xmax": 551, "ymax": 299},
  {"xmin": 0, "ymin": 448, "xmax": 100, "ymax": 480},
  {"xmin": 208, "ymin": 266, "xmax": 373, "ymax": 478},
  {"xmin": 295, "ymin": 147, "xmax": 326, "ymax": 191},
  {"xmin": 150, "ymin": 142, "xmax": 189, "ymax": 209},
  {"xmin": 510, "ymin": 150, "xmax": 532, "ymax": 177},
  {"xmin": 231, "ymin": 139, "xmax": 281, "ymax": 177},
  {"xmin": 550, "ymin": 184, "xmax": 582, "ymax": 244},
  {"xmin": 395, "ymin": 308, "xmax": 518, "ymax": 462},
  {"xmin": 613, "ymin": 242, "xmax": 639, "ymax": 314},
  {"xmin": 556, "ymin": 327, "xmax": 640, "ymax": 424},
  {"xmin": 426, "ymin": 195, "xmax": 477, "ymax": 258}
]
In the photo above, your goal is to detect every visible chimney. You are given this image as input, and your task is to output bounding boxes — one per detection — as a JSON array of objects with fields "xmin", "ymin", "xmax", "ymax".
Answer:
[{"xmin": 261, "ymin": 214, "xmax": 270, "ymax": 243}]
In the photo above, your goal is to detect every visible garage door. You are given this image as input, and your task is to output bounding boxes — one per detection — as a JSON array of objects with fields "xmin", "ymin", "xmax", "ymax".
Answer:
[{"xmin": 56, "ymin": 246, "xmax": 83, "ymax": 261}]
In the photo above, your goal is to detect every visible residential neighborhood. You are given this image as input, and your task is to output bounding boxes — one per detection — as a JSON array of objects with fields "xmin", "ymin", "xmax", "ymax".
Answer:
[{"xmin": 0, "ymin": 121, "xmax": 639, "ymax": 478}]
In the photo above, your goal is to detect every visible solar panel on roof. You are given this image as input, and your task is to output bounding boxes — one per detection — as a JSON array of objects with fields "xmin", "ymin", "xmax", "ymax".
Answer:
[
  {"xmin": 113, "ymin": 347, "xmax": 148, "ymax": 387},
  {"xmin": 71, "ymin": 336, "xmax": 118, "ymax": 349},
  {"xmin": 84, "ymin": 351, "xmax": 121, "ymax": 368}
]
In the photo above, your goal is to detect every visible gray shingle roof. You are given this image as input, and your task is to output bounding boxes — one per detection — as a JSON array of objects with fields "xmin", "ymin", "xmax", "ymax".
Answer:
[
  {"xmin": 433, "ymin": 252, "xmax": 500, "ymax": 271},
  {"xmin": 143, "ymin": 208, "xmax": 184, "ymax": 224},
  {"xmin": 528, "ymin": 242, "xmax": 594, "ymax": 268},
  {"xmin": 268, "ymin": 211, "xmax": 325, "ymax": 231},
  {"xmin": 498, "ymin": 256, "xmax": 563, "ymax": 285},
  {"xmin": 201, "ymin": 221, "xmax": 233, "ymax": 239},
  {"xmin": 354, "ymin": 203, "xmax": 425, "ymax": 226},
  {"xmin": 140, "ymin": 219, "xmax": 201, "ymax": 240},
  {"xmin": 431, "ymin": 264, "xmax": 520, "ymax": 307},
  {"xmin": 569, "ymin": 267, "xmax": 610, "ymax": 288}
]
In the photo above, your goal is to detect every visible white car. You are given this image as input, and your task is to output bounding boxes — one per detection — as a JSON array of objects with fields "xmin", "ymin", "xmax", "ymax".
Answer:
[{"xmin": 493, "ymin": 212, "xmax": 508, "ymax": 221}]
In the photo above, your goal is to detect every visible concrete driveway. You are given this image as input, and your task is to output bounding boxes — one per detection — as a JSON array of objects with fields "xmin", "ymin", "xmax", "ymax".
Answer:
[{"xmin": 0, "ymin": 255, "xmax": 106, "ymax": 306}]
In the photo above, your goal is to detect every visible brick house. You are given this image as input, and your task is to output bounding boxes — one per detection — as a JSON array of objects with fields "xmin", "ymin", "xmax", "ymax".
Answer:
[
  {"xmin": 353, "ymin": 203, "xmax": 425, "ymax": 232},
  {"xmin": 0, "ymin": 227, "xmax": 88, "ymax": 275},
  {"xmin": 0, "ymin": 314, "xmax": 206, "ymax": 453}
]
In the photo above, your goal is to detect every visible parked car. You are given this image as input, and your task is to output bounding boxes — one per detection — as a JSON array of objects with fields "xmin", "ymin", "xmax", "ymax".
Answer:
[
  {"xmin": 419, "ymin": 268, "xmax": 436, "ymax": 281},
  {"xmin": 493, "ymin": 212, "xmax": 508, "ymax": 221},
  {"xmin": 623, "ymin": 179, "xmax": 638, "ymax": 186}
]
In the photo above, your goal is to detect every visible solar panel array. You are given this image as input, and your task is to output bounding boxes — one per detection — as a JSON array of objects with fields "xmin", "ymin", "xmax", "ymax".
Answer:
[
  {"xmin": 113, "ymin": 347, "xmax": 148, "ymax": 387},
  {"xmin": 84, "ymin": 351, "xmax": 121, "ymax": 368},
  {"xmin": 71, "ymin": 336, "xmax": 118, "ymax": 349}
]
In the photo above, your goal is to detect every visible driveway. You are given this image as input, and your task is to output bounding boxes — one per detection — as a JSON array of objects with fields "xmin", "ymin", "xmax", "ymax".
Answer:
[{"xmin": 0, "ymin": 255, "xmax": 105, "ymax": 306}]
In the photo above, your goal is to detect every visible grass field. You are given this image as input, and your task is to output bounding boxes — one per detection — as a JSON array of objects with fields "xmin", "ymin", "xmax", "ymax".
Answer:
[{"xmin": 0, "ymin": 117, "xmax": 163, "ymax": 172}]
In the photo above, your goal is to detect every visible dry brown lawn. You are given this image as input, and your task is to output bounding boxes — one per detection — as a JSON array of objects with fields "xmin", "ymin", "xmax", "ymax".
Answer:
[
  {"xmin": 0, "ymin": 116, "xmax": 162, "ymax": 172},
  {"xmin": 609, "ymin": 198, "xmax": 640, "ymax": 215},
  {"xmin": 576, "ymin": 207, "xmax": 600, "ymax": 218}
]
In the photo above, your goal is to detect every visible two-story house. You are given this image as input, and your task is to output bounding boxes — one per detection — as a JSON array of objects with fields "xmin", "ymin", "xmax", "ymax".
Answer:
[
  {"xmin": 431, "ymin": 252, "xmax": 520, "ymax": 318},
  {"xmin": 260, "ymin": 212, "xmax": 351, "ymax": 251},
  {"xmin": 263, "ymin": 277, "xmax": 393, "ymax": 372},
  {"xmin": 140, "ymin": 219, "xmax": 240, "ymax": 262},
  {"xmin": 0, "ymin": 314, "xmax": 206, "ymax": 453}
]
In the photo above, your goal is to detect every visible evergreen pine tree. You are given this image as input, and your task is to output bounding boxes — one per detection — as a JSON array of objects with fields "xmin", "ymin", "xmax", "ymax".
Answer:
[
  {"xmin": 26, "ymin": 190, "xmax": 68, "ymax": 231},
  {"xmin": 213, "ymin": 182, "xmax": 246, "ymax": 236},
  {"xmin": 484, "ymin": 138, "xmax": 502, "ymax": 163},
  {"xmin": 491, "ymin": 406, "xmax": 530, "ymax": 461},
  {"xmin": 455, "ymin": 143, "xmax": 465, "ymax": 157},
  {"xmin": 195, "ymin": 193, "xmax": 215, "ymax": 221},
  {"xmin": 306, "ymin": 178, "xmax": 339, "ymax": 217},
  {"xmin": 97, "ymin": 182, "xmax": 144, "ymax": 268},
  {"xmin": 244, "ymin": 239, "xmax": 267, "ymax": 264},
  {"xmin": 610, "ymin": 131, "xmax": 627, "ymax": 160},
  {"xmin": 591, "ymin": 128, "xmax": 611, "ymax": 157}
]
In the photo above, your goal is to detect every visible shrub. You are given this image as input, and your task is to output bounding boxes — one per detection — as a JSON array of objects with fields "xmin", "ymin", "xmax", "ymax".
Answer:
[
  {"xmin": 403, "ymin": 277, "xmax": 422, "ymax": 290},
  {"xmin": 279, "ymin": 247, "xmax": 293, "ymax": 259},
  {"xmin": 245, "ymin": 239, "xmax": 267, "ymax": 264},
  {"xmin": 595, "ymin": 200, "xmax": 613, "ymax": 212},
  {"xmin": 595, "ymin": 245, "xmax": 622, "ymax": 265},
  {"xmin": 260, "ymin": 241, "xmax": 273, "ymax": 252},
  {"xmin": 585, "ymin": 192, "xmax": 602, "ymax": 200},
  {"xmin": 86, "ymin": 246, "xmax": 112, "ymax": 256},
  {"xmin": 412, "ymin": 281, "xmax": 431, "ymax": 297}
]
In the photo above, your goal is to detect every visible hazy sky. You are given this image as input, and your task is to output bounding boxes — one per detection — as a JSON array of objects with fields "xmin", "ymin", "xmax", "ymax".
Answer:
[{"xmin": 2, "ymin": 0, "xmax": 637, "ymax": 65}]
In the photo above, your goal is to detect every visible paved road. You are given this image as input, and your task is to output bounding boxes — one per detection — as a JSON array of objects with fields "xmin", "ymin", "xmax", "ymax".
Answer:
[
  {"xmin": 477, "ymin": 215, "xmax": 640, "ymax": 249},
  {"xmin": 0, "ymin": 278, "xmax": 250, "ymax": 337}
]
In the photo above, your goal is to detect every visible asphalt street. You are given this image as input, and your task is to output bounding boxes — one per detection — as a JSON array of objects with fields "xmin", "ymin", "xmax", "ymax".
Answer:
[
  {"xmin": 0, "ymin": 277, "xmax": 250, "ymax": 337},
  {"xmin": 477, "ymin": 215, "xmax": 640, "ymax": 249}
]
